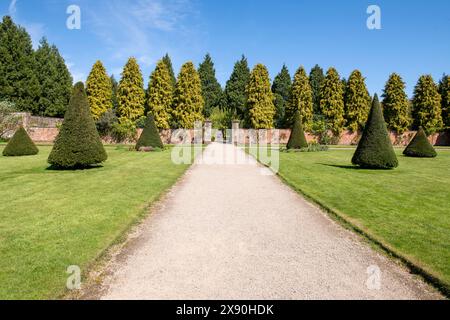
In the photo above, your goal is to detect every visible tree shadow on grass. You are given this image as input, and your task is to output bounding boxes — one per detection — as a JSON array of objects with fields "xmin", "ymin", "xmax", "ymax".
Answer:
[
  {"xmin": 46, "ymin": 164, "xmax": 104, "ymax": 171},
  {"xmin": 318, "ymin": 163, "xmax": 362, "ymax": 170}
]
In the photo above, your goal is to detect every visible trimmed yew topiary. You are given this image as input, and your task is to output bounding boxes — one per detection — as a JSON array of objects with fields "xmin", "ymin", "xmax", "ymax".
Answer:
[
  {"xmin": 135, "ymin": 114, "xmax": 164, "ymax": 150},
  {"xmin": 48, "ymin": 82, "xmax": 107, "ymax": 168},
  {"xmin": 352, "ymin": 94, "xmax": 398, "ymax": 169},
  {"xmin": 287, "ymin": 110, "xmax": 308, "ymax": 150},
  {"xmin": 403, "ymin": 127, "xmax": 437, "ymax": 158},
  {"xmin": 2, "ymin": 126, "xmax": 38, "ymax": 156}
]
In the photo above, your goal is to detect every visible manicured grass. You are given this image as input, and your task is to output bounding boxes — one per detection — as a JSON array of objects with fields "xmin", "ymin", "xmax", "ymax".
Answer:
[
  {"xmin": 0, "ymin": 145, "xmax": 191, "ymax": 299},
  {"xmin": 253, "ymin": 148, "xmax": 450, "ymax": 292}
]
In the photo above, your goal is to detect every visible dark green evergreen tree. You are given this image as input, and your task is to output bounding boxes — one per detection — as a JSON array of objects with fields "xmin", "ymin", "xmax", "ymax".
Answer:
[
  {"xmin": 162, "ymin": 53, "xmax": 176, "ymax": 88},
  {"xmin": 110, "ymin": 75, "xmax": 119, "ymax": 111},
  {"xmin": 198, "ymin": 54, "xmax": 223, "ymax": 118},
  {"xmin": 224, "ymin": 55, "xmax": 250, "ymax": 119},
  {"xmin": 35, "ymin": 37, "xmax": 73, "ymax": 117},
  {"xmin": 352, "ymin": 94, "xmax": 398, "ymax": 169},
  {"xmin": 403, "ymin": 127, "xmax": 437, "ymax": 158},
  {"xmin": 309, "ymin": 65, "xmax": 324, "ymax": 115},
  {"xmin": 272, "ymin": 64, "xmax": 291, "ymax": 128},
  {"xmin": 439, "ymin": 74, "xmax": 450, "ymax": 127},
  {"xmin": 2, "ymin": 126, "xmax": 38, "ymax": 156},
  {"xmin": 0, "ymin": 16, "xmax": 40, "ymax": 113},
  {"xmin": 135, "ymin": 115, "xmax": 164, "ymax": 150},
  {"xmin": 48, "ymin": 82, "xmax": 107, "ymax": 168},
  {"xmin": 287, "ymin": 111, "xmax": 308, "ymax": 150}
]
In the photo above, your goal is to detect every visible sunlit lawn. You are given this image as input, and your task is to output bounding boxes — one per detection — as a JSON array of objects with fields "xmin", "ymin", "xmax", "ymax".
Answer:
[{"xmin": 0, "ymin": 145, "xmax": 191, "ymax": 299}]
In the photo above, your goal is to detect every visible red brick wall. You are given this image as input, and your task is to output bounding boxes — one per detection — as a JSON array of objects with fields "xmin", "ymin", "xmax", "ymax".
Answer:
[{"xmin": 24, "ymin": 126, "xmax": 450, "ymax": 146}]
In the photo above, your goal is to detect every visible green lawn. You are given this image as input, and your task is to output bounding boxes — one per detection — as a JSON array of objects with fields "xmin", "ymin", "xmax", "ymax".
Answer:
[
  {"xmin": 0, "ymin": 145, "xmax": 191, "ymax": 299},
  {"xmin": 254, "ymin": 148, "xmax": 450, "ymax": 293}
]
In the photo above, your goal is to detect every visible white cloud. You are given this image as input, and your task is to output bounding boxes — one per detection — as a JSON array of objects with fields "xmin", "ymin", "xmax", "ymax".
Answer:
[
  {"xmin": 85, "ymin": 0, "xmax": 201, "ymax": 71},
  {"xmin": 8, "ymin": 0, "xmax": 17, "ymax": 16}
]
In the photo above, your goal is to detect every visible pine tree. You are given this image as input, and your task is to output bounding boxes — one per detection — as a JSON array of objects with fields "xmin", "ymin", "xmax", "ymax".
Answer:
[
  {"xmin": 0, "ymin": 16, "xmax": 40, "ymax": 113},
  {"xmin": 198, "ymin": 54, "xmax": 223, "ymax": 118},
  {"xmin": 135, "ymin": 115, "xmax": 164, "ymax": 150},
  {"xmin": 117, "ymin": 58, "xmax": 145, "ymax": 123},
  {"xmin": 162, "ymin": 54, "xmax": 176, "ymax": 88},
  {"xmin": 382, "ymin": 73, "xmax": 412, "ymax": 134},
  {"xmin": 2, "ymin": 126, "xmax": 39, "ymax": 156},
  {"xmin": 34, "ymin": 38, "xmax": 73, "ymax": 117},
  {"xmin": 320, "ymin": 68, "xmax": 345, "ymax": 136},
  {"xmin": 344, "ymin": 70, "xmax": 371, "ymax": 132},
  {"xmin": 86, "ymin": 61, "xmax": 112, "ymax": 121},
  {"xmin": 272, "ymin": 65, "xmax": 291, "ymax": 128},
  {"xmin": 146, "ymin": 60, "xmax": 173, "ymax": 129},
  {"xmin": 224, "ymin": 56, "xmax": 250, "ymax": 119},
  {"xmin": 110, "ymin": 75, "xmax": 119, "ymax": 111},
  {"xmin": 246, "ymin": 64, "xmax": 275, "ymax": 129},
  {"xmin": 172, "ymin": 62, "xmax": 204, "ymax": 128},
  {"xmin": 48, "ymin": 82, "xmax": 107, "ymax": 168},
  {"xmin": 287, "ymin": 111, "xmax": 308, "ymax": 150},
  {"xmin": 309, "ymin": 65, "xmax": 324, "ymax": 115},
  {"xmin": 412, "ymin": 75, "xmax": 443, "ymax": 135},
  {"xmin": 287, "ymin": 66, "xmax": 313, "ymax": 130},
  {"xmin": 403, "ymin": 127, "xmax": 437, "ymax": 158},
  {"xmin": 352, "ymin": 94, "xmax": 398, "ymax": 169},
  {"xmin": 438, "ymin": 74, "xmax": 450, "ymax": 127}
]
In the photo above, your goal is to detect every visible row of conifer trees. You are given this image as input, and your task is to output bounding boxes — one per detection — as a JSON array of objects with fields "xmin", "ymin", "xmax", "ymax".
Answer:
[{"xmin": 86, "ymin": 53, "xmax": 450, "ymax": 136}]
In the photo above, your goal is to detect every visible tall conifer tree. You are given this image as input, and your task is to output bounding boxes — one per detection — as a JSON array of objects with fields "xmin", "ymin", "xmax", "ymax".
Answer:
[
  {"xmin": 0, "ymin": 16, "xmax": 40, "ymax": 113},
  {"xmin": 117, "ymin": 58, "xmax": 145, "ymax": 123},
  {"xmin": 110, "ymin": 75, "xmax": 119, "ymax": 111},
  {"xmin": 246, "ymin": 64, "xmax": 275, "ymax": 129},
  {"xmin": 224, "ymin": 56, "xmax": 250, "ymax": 119},
  {"xmin": 162, "ymin": 54, "xmax": 176, "ymax": 88},
  {"xmin": 344, "ymin": 70, "xmax": 371, "ymax": 132},
  {"xmin": 438, "ymin": 74, "xmax": 450, "ymax": 127},
  {"xmin": 412, "ymin": 75, "xmax": 443, "ymax": 134},
  {"xmin": 320, "ymin": 68, "xmax": 345, "ymax": 135},
  {"xmin": 198, "ymin": 54, "xmax": 223, "ymax": 118},
  {"xmin": 146, "ymin": 60, "xmax": 173, "ymax": 129},
  {"xmin": 309, "ymin": 65, "xmax": 325, "ymax": 115},
  {"xmin": 382, "ymin": 73, "xmax": 412, "ymax": 134},
  {"xmin": 86, "ymin": 61, "xmax": 112, "ymax": 121},
  {"xmin": 272, "ymin": 64, "xmax": 291, "ymax": 128},
  {"xmin": 287, "ymin": 66, "xmax": 313, "ymax": 130},
  {"xmin": 34, "ymin": 38, "xmax": 72, "ymax": 117},
  {"xmin": 172, "ymin": 62, "xmax": 204, "ymax": 128}
]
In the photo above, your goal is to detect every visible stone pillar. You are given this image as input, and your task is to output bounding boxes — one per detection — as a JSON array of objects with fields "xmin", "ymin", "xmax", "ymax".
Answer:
[
  {"xmin": 204, "ymin": 120, "xmax": 212, "ymax": 144},
  {"xmin": 232, "ymin": 120, "xmax": 240, "ymax": 145}
]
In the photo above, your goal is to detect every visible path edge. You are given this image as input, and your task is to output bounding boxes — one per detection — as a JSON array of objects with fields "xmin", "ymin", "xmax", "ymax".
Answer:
[{"xmin": 249, "ymin": 151, "xmax": 449, "ymax": 299}]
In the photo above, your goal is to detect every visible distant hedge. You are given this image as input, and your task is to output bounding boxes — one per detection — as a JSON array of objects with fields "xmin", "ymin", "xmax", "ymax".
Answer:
[
  {"xmin": 403, "ymin": 127, "xmax": 437, "ymax": 158},
  {"xmin": 135, "ymin": 115, "xmax": 164, "ymax": 150},
  {"xmin": 2, "ymin": 126, "xmax": 38, "ymax": 156}
]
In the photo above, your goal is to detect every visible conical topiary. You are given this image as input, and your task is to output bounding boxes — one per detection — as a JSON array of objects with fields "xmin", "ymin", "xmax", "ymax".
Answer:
[
  {"xmin": 287, "ymin": 110, "xmax": 308, "ymax": 150},
  {"xmin": 403, "ymin": 127, "xmax": 437, "ymax": 158},
  {"xmin": 2, "ymin": 126, "xmax": 39, "ymax": 156},
  {"xmin": 48, "ymin": 82, "xmax": 107, "ymax": 168},
  {"xmin": 135, "ymin": 115, "xmax": 164, "ymax": 150},
  {"xmin": 352, "ymin": 94, "xmax": 398, "ymax": 169}
]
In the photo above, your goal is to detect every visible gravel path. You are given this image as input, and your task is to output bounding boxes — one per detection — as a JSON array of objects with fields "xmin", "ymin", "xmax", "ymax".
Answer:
[{"xmin": 97, "ymin": 143, "xmax": 440, "ymax": 300}]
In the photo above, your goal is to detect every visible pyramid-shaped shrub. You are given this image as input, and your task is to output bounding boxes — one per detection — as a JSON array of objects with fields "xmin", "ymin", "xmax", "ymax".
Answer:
[
  {"xmin": 352, "ymin": 94, "xmax": 398, "ymax": 169},
  {"xmin": 2, "ymin": 126, "xmax": 39, "ymax": 156},
  {"xmin": 135, "ymin": 114, "xmax": 164, "ymax": 150},
  {"xmin": 403, "ymin": 127, "xmax": 437, "ymax": 158},
  {"xmin": 287, "ymin": 110, "xmax": 308, "ymax": 150},
  {"xmin": 48, "ymin": 82, "xmax": 107, "ymax": 168}
]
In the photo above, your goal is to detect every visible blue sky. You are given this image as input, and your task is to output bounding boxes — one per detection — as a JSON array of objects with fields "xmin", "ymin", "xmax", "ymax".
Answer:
[{"xmin": 1, "ymin": 0, "xmax": 449, "ymax": 96}]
